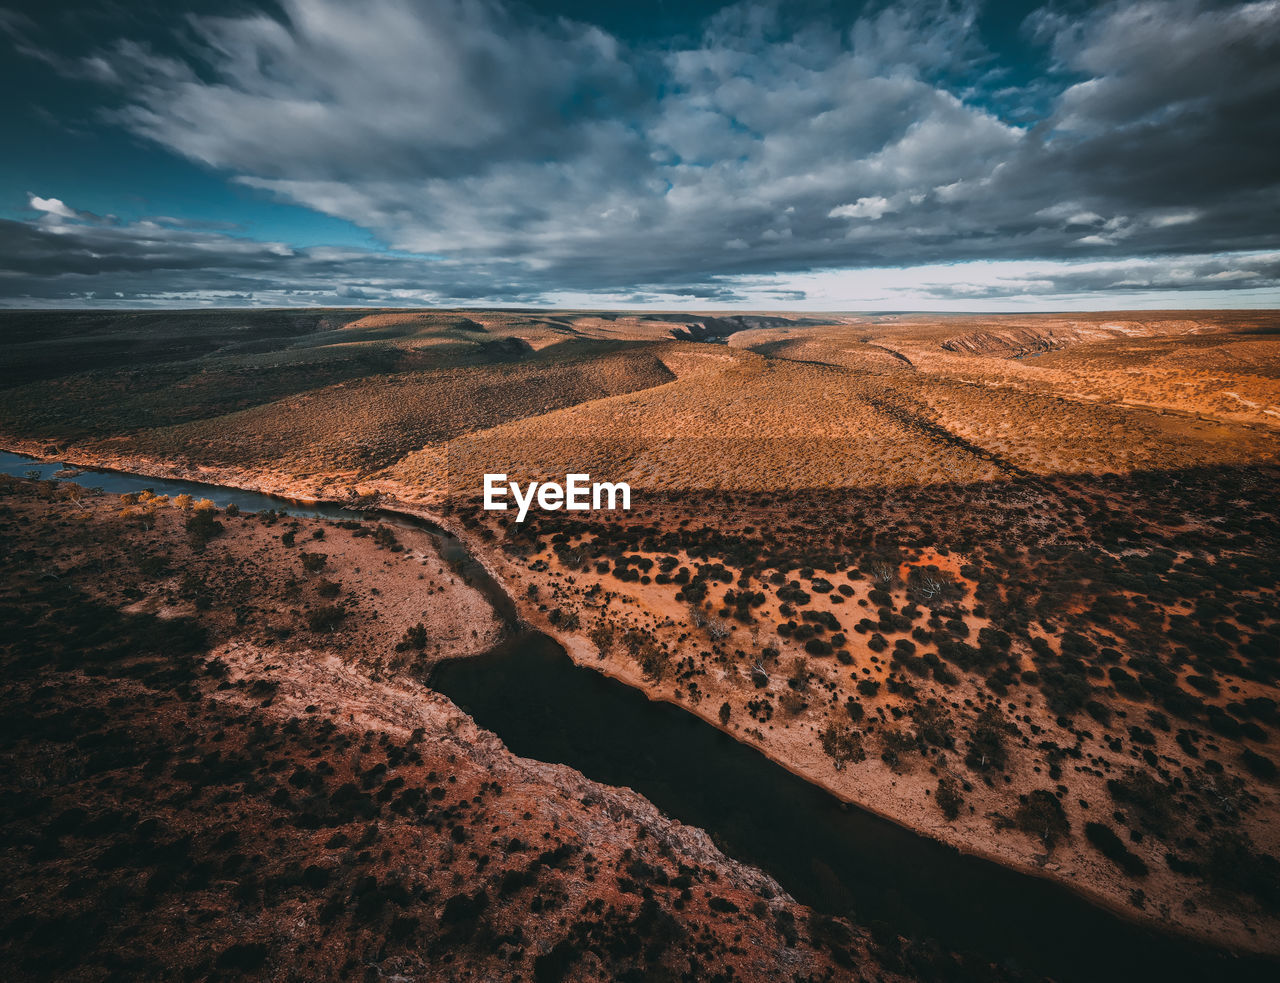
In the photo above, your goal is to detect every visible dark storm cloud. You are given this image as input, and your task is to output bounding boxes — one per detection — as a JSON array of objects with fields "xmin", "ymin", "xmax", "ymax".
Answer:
[
  {"xmin": 0, "ymin": 205, "xmax": 552, "ymax": 306},
  {"xmin": 3, "ymin": 0, "xmax": 1279, "ymax": 305}
]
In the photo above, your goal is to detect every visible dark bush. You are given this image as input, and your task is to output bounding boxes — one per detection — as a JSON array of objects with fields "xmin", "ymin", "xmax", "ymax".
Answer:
[
  {"xmin": 964, "ymin": 706, "xmax": 1007, "ymax": 773},
  {"xmin": 1241, "ymin": 748, "xmax": 1277, "ymax": 780},
  {"xmin": 936, "ymin": 777, "xmax": 963, "ymax": 821},
  {"xmin": 1204, "ymin": 832, "xmax": 1280, "ymax": 911},
  {"xmin": 306, "ymin": 604, "xmax": 346, "ymax": 633},
  {"xmin": 1107, "ymin": 769, "xmax": 1173, "ymax": 833},
  {"xmin": 1014, "ymin": 790, "xmax": 1070, "ymax": 848},
  {"xmin": 804, "ymin": 638, "xmax": 833, "ymax": 656},
  {"xmin": 299, "ymin": 551, "xmax": 327, "ymax": 573},
  {"xmin": 396, "ymin": 622, "xmax": 429, "ymax": 651},
  {"xmin": 1085, "ymin": 822, "xmax": 1149, "ymax": 877},
  {"xmin": 215, "ymin": 942, "xmax": 269, "ymax": 972}
]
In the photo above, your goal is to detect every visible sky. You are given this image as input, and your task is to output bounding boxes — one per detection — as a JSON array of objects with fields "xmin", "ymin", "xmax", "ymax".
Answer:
[{"xmin": 0, "ymin": 0, "xmax": 1277, "ymax": 310}]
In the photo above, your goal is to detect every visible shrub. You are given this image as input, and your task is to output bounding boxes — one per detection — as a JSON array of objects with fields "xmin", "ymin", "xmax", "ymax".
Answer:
[
  {"xmin": 588, "ymin": 622, "xmax": 614, "ymax": 657},
  {"xmin": 881, "ymin": 728, "xmax": 918, "ymax": 756},
  {"xmin": 820, "ymin": 722, "xmax": 866, "ymax": 770},
  {"xmin": 624, "ymin": 629, "xmax": 668, "ymax": 682},
  {"xmin": 1241, "ymin": 748, "xmax": 1277, "ymax": 780},
  {"xmin": 396, "ymin": 622, "xmax": 429, "ymax": 651},
  {"xmin": 908, "ymin": 565, "xmax": 961, "ymax": 606},
  {"xmin": 300, "ymin": 551, "xmax": 327, "ymax": 573},
  {"xmin": 910, "ymin": 700, "xmax": 954, "ymax": 749},
  {"xmin": 1205, "ymin": 831, "xmax": 1280, "ymax": 911},
  {"xmin": 1106, "ymin": 769, "xmax": 1173, "ymax": 833},
  {"xmin": 779, "ymin": 691, "xmax": 807, "ymax": 715},
  {"xmin": 1014, "ymin": 790, "xmax": 1070, "ymax": 848},
  {"xmin": 804, "ymin": 637, "xmax": 833, "ymax": 656},
  {"xmin": 185, "ymin": 508, "xmax": 223, "ymax": 549},
  {"xmin": 936, "ymin": 777, "xmax": 963, "ymax": 820},
  {"xmin": 307, "ymin": 604, "xmax": 346, "ymax": 633},
  {"xmin": 964, "ymin": 705, "xmax": 1007, "ymax": 773},
  {"xmin": 1085, "ymin": 822, "xmax": 1149, "ymax": 877}
]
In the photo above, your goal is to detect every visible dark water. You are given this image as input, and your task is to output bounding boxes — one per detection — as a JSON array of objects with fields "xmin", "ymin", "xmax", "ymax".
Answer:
[
  {"xmin": 1, "ymin": 451, "xmax": 357, "ymax": 519},
  {"xmin": 5, "ymin": 450, "xmax": 1276, "ymax": 981},
  {"xmin": 433, "ymin": 638, "xmax": 1278, "ymax": 983}
]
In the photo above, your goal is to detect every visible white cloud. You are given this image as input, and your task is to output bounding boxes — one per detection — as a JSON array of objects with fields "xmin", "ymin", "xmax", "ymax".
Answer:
[
  {"xmin": 28, "ymin": 195, "xmax": 79, "ymax": 220},
  {"xmin": 829, "ymin": 196, "xmax": 892, "ymax": 220}
]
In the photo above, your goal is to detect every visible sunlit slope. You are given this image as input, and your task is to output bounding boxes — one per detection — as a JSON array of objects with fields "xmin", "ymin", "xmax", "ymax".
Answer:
[
  {"xmin": 729, "ymin": 329, "xmax": 917, "ymax": 374},
  {"xmin": 389, "ymin": 350, "xmax": 1006, "ymax": 495},
  {"xmin": 386, "ymin": 340, "xmax": 1280, "ymax": 497}
]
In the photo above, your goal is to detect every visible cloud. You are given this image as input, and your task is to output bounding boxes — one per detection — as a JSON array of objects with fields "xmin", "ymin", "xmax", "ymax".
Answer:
[
  {"xmin": 830, "ymin": 197, "xmax": 893, "ymax": 221},
  {"xmin": 28, "ymin": 195, "xmax": 83, "ymax": 220},
  {"xmin": 2, "ymin": 198, "xmax": 1276, "ymax": 311},
  {"xmin": 1150, "ymin": 211, "xmax": 1201, "ymax": 228},
  {"xmin": 66, "ymin": 0, "xmax": 1041, "ymax": 285},
  {"xmin": 0, "ymin": 206, "xmax": 527, "ymax": 307},
  {"xmin": 5, "ymin": 0, "xmax": 1280, "ymax": 306},
  {"xmin": 712, "ymin": 251, "xmax": 1280, "ymax": 311}
]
